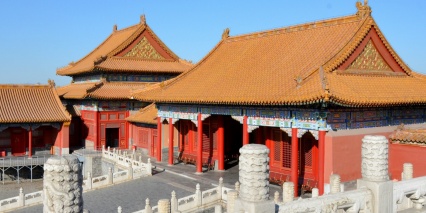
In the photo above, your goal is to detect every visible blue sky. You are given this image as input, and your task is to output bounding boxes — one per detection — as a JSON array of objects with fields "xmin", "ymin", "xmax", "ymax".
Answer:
[{"xmin": 0, "ymin": 1, "xmax": 425, "ymax": 86}]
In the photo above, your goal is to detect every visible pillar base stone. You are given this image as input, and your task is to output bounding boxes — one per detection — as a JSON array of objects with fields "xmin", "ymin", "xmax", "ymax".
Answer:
[{"xmin": 234, "ymin": 198, "xmax": 275, "ymax": 213}]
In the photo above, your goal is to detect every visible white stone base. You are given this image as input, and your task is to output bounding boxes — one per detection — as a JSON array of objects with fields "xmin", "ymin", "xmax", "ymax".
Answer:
[
  {"xmin": 357, "ymin": 179, "xmax": 393, "ymax": 213},
  {"xmin": 234, "ymin": 198, "xmax": 275, "ymax": 213}
]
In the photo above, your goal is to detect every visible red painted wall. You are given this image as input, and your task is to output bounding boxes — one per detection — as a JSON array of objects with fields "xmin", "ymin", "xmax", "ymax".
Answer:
[
  {"xmin": 389, "ymin": 143, "xmax": 426, "ymax": 180},
  {"xmin": 325, "ymin": 128, "xmax": 394, "ymax": 183}
]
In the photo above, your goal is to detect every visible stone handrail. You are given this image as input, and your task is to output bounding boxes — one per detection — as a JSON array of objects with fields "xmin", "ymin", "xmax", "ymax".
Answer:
[
  {"xmin": 277, "ymin": 187, "xmax": 373, "ymax": 212},
  {"xmin": 394, "ymin": 176, "xmax": 426, "ymax": 211},
  {"xmin": 128, "ymin": 178, "xmax": 232, "ymax": 213},
  {"xmin": 102, "ymin": 146, "xmax": 152, "ymax": 176},
  {"xmin": 0, "ymin": 188, "xmax": 43, "ymax": 212}
]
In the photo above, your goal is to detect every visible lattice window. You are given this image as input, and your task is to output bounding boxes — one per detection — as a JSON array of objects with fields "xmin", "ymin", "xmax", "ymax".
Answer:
[
  {"xmin": 303, "ymin": 137, "xmax": 313, "ymax": 167},
  {"xmin": 282, "ymin": 133, "xmax": 291, "ymax": 169},
  {"xmin": 202, "ymin": 124, "xmax": 210, "ymax": 153},
  {"xmin": 211, "ymin": 119, "xmax": 218, "ymax": 151},
  {"xmin": 139, "ymin": 129, "xmax": 149, "ymax": 148}
]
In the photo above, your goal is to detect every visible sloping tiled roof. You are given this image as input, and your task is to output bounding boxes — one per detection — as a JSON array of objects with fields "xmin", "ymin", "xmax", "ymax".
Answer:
[
  {"xmin": 56, "ymin": 82, "xmax": 99, "ymax": 99},
  {"xmin": 126, "ymin": 103, "xmax": 157, "ymax": 125},
  {"xmin": 133, "ymin": 4, "xmax": 426, "ymax": 107},
  {"xmin": 56, "ymin": 17, "xmax": 192, "ymax": 76},
  {"xmin": 0, "ymin": 84, "xmax": 71, "ymax": 123},
  {"xmin": 96, "ymin": 57, "xmax": 192, "ymax": 74},
  {"xmin": 389, "ymin": 125, "xmax": 426, "ymax": 145},
  {"xmin": 58, "ymin": 81, "xmax": 154, "ymax": 100}
]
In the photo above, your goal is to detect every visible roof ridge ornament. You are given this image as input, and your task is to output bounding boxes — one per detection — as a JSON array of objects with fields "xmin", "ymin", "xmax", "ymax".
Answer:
[
  {"xmin": 222, "ymin": 28, "xmax": 230, "ymax": 40},
  {"xmin": 140, "ymin": 14, "xmax": 146, "ymax": 25},
  {"xmin": 48, "ymin": 79, "xmax": 55, "ymax": 88},
  {"xmin": 356, "ymin": 0, "xmax": 372, "ymax": 18},
  {"xmin": 113, "ymin": 24, "xmax": 118, "ymax": 32}
]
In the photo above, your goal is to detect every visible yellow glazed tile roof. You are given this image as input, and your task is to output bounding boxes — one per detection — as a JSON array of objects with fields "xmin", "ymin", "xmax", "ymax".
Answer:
[
  {"xmin": 126, "ymin": 103, "xmax": 157, "ymax": 125},
  {"xmin": 0, "ymin": 83, "xmax": 71, "ymax": 123},
  {"xmin": 58, "ymin": 81, "xmax": 153, "ymax": 100},
  {"xmin": 134, "ymin": 4, "xmax": 426, "ymax": 107},
  {"xmin": 96, "ymin": 57, "xmax": 192, "ymax": 74},
  {"xmin": 57, "ymin": 16, "xmax": 192, "ymax": 76},
  {"xmin": 389, "ymin": 125, "xmax": 426, "ymax": 144}
]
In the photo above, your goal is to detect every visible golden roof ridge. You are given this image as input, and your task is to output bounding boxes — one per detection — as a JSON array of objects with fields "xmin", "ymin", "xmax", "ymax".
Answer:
[{"xmin": 226, "ymin": 14, "xmax": 360, "ymax": 43}]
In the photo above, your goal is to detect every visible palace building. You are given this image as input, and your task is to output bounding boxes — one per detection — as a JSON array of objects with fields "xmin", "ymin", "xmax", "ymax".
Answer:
[
  {"xmin": 0, "ymin": 81, "xmax": 71, "ymax": 156},
  {"xmin": 56, "ymin": 15, "xmax": 192, "ymax": 151},
  {"xmin": 132, "ymin": 1, "xmax": 426, "ymax": 195}
]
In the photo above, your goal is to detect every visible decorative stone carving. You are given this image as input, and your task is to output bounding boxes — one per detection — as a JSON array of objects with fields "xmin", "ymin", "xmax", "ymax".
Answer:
[
  {"xmin": 226, "ymin": 190, "xmax": 238, "ymax": 213},
  {"xmin": 158, "ymin": 199, "xmax": 170, "ymax": 213},
  {"xmin": 402, "ymin": 163, "xmax": 413, "ymax": 180},
  {"xmin": 43, "ymin": 155, "xmax": 83, "ymax": 213},
  {"xmin": 361, "ymin": 135, "xmax": 389, "ymax": 181},
  {"xmin": 238, "ymin": 144, "xmax": 270, "ymax": 202},
  {"xmin": 283, "ymin": 182, "xmax": 294, "ymax": 203},
  {"xmin": 330, "ymin": 174, "xmax": 341, "ymax": 194}
]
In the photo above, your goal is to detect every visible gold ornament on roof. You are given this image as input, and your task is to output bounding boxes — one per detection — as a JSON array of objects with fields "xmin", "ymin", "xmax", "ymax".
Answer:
[
  {"xmin": 124, "ymin": 37, "xmax": 165, "ymax": 59},
  {"xmin": 140, "ymin": 14, "xmax": 146, "ymax": 25},
  {"xmin": 222, "ymin": 28, "xmax": 230, "ymax": 40},
  {"xmin": 356, "ymin": 0, "xmax": 371, "ymax": 18}
]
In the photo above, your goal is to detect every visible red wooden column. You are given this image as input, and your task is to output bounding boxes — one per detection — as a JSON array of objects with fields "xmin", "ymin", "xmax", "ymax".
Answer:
[
  {"xmin": 157, "ymin": 117, "xmax": 162, "ymax": 162},
  {"xmin": 94, "ymin": 111, "xmax": 99, "ymax": 149},
  {"xmin": 28, "ymin": 127, "xmax": 33, "ymax": 158},
  {"xmin": 196, "ymin": 113, "xmax": 203, "ymax": 173},
  {"xmin": 265, "ymin": 129, "xmax": 272, "ymax": 169},
  {"xmin": 168, "ymin": 118, "xmax": 174, "ymax": 165},
  {"xmin": 61, "ymin": 122, "xmax": 70, "ymax": 155},
  {"xmin": 318, "ymin": 130, "xmax": 326, "ymax": 195},
  {"xmin": 217, "ymin": 116, "xmax": 225, "ymax": 171},
  {"xmin": 291, "ymin": 127, "xmax": 299, "ymax": 197},
  {"xmin": 243, "ymin": 116, "xmax": 249, "ymax": 145}
]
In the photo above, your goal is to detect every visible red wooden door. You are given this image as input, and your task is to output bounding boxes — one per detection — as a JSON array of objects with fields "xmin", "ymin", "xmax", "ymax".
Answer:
[{"xmin": 12, "ymin": 130, "xmax": 26, "ymax": 156}]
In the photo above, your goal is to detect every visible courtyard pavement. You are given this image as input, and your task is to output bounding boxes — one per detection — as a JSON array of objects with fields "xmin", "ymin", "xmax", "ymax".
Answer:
[{"xmin": 4, "ymin": 151, "xmax": 283, "ymax": 213}]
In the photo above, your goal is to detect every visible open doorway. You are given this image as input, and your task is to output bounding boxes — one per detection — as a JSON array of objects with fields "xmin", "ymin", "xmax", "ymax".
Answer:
[{"xmin": 106, "ymin": 128, "xmax": 119, "ymax": 148}]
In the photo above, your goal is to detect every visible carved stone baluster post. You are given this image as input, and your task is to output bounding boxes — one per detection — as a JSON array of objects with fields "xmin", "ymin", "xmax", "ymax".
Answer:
[
  {"xmin": 145, "ymin": 198, "xmax": 152, "ymax": 213},
  {"xmin": 158, "ymin": 199, "xmax": 170, "ymax": 213},
  {"xmin": 171, "ymin": 191, "xmax": 178, "ymax": 213},
  {"xmin": 18, "ymin": 187, "xmax": 24, "ymax": 207},
  {"xmin": 283, "ymin": 182, "xmax": 294, "ymax": 203},
  {"xmin": 330, "ymin": 174, "xmax": 341, "ymax": 194},
  {"xmin": 195, "ymin": 183, "xmax": 202, "ymax": 207},
  {"xmin": 357, "ymin": 135, "xmax": 392, "ymax": 213},
  {"xmin": 234, "ymin": 144, "xmax": 274, "ymax": 213},
  {"xmin": 87, "ymin": 172, "xmax": 92, "ymax": 190},
  {"xmin": 402, "ymin": 163, "xmax": 413, "ymax": 180},
  {"xmin": 108, "ymin": 167, "xmax": 113, "ymax": 185},
  {"xmin": 218, "ymin": 177, "xmax": 223, "ymax": 200},
  {"xmin": 43, "ymin": 155, "xmax": 83, "ymax": 213},
  {"xmin": 147, "ymin": 158, "xmax": 152, "ymax": 176}
]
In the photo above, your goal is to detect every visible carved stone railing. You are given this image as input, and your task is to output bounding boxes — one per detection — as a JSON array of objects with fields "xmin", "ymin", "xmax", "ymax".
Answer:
[
  {"xmin": 277, "ymin": 188, "xmax": 373, "ymax": 212},
  {"xmin": 102, "ymin": 146, "xmax": 152, "ymax": 176},
  {"xmin": 0, "ymin": 188, "xmax": 43, "ymax": 212},
  {"xmin": 128, "ymin": 178, "xmax": 232, "ymax": 213},
  {"xmin": 394, "ymin": 176, "xmax": 426, "ymax": 211}
]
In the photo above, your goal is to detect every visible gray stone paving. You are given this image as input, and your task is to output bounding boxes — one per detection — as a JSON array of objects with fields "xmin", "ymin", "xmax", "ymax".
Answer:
[{"xmin": 4, "ymin": 150, "xmax": 285, "ymax": 212}]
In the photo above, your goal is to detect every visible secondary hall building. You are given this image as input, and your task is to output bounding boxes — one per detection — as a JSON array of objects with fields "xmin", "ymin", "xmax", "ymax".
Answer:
[{"xmin": 133, "ymin": 2, "xmax": 426, "ymax": 195}]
